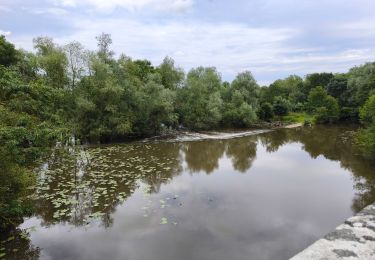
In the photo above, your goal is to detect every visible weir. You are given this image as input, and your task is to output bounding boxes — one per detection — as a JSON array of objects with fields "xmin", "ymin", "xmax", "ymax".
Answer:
[{"xmin": 291, "ymin": 203, "xmax": 375, "ymax": 259}]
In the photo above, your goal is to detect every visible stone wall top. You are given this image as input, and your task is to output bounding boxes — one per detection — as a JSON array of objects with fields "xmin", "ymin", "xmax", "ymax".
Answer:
[{"xmin": 291, "ymin": 203, "xmax": 375, "ymax": 259}]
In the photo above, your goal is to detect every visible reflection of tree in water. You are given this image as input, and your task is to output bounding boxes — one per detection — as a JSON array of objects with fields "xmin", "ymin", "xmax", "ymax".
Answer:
[
  {"xmin": 0, "ymin": 227, "xmax": 40, "ymax": 260},
  {"xmin": 32, "ymin": 125, "xmax": 375, "ymax": 230},
  {"xmin": 289, "ymin": 126, "xmax": 375, "ymax": 213},
  {"xmin": 33, "ymin": 142, "xmax": 182, "ymax": 227},
  {"xmin": 183, "ymin": 137, "xmax": 258, "ymax": 174},
  {"xmin": 259, "ymin": 130, "xmax": 289, "ymax": 153},
  {"xmin": 183, "ymin": 140, "xmax": 226, "ymax": 174},
  {"xmin": 226, "ymin": 137, "xmax": 257, "ymax": 172},
  {"xmin": 260, "ymin": 125, "xmax": 375, "ymax": 213},
  {"xmin": 141, "ymin": 142, "xmax": 182, "ymax": 193}
]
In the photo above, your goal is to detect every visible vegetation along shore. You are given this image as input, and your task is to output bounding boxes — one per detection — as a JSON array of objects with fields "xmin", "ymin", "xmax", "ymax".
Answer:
[{"xmin": 1, "ymin": 33, "xmax": 375, "ymax": 232}]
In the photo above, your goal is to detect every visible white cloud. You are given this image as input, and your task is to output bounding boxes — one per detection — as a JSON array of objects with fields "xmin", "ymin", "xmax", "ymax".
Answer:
[
  {"xmin": 6, "ymin": 0, "xmax": 375, "ymax": 85},
  {"xmin": 55, "ymin": 0, "xmax": 77, "ymax": 7},
  {"xmin": 336, "ymin": 18, "xmax": 375, "ymax": 38},
  {"xmin": 0, "ymin": 30, "xmax": 11, "ymax": 36},
  {"xmin": 29, "ymin": 7, "xmax": 69, "ymax": 16},
  {"xmin": 9, "ymin": 14, "xmax": 375, "ymax": 85},
  {"xmin": 51, "ymin": 0, "xmax": 193, "ymax": 12},
  {"xmin": 0, "ymin": 5, "xmax": 11, "ymax": 12},
  {"xmin": 49, "ymin": 17, "xmax": 298, "ymax": 77},
  {"xmin": 61, "ymin": 17, "xmax": 375, "ymax": 83}
]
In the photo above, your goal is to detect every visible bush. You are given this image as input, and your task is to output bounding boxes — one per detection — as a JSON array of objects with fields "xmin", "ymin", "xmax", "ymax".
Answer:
[
  {"xmin": 340, "ymin": 107, "xmax": 359, "ymax": 122},
  {"xmin": 356, "ymin": 124, "xmax": 375, "ymax": 156},
  {"xmin": 355, "ymin": 95, "xmax": 375, "ymax": 157},
  {"xmin": 359, "ymin": 94, "xmax": 375, "ymax": 125},
  {"xmin": 304, "ymin": 118, "xmax": 313, "ymax": 126},
  {"xmin": 258, "ymin": 102, "xmax": 274, "ymax": 121},
  {"xmin": 272, "ymin": 97, "xmax": 290, "ymax": 116},
  {"xmin": 308, "ymin": 87, "xmax": 340, "ymax": 123},
  {"xmin": 238, "ymin": 103, "xmax": 257, "ymax": 126},
  {"xmin": 281, "ymin": 112, "xmax": 312, "ymax": 124}
]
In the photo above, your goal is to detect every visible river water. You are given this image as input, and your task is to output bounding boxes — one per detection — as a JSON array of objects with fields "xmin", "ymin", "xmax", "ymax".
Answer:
[{"xmin": 7, "ymin": 125, "xmax": 375, "ymax": 260}]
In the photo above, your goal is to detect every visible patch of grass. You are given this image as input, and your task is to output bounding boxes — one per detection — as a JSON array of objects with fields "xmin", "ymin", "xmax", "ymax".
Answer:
[{"xmin": 281, "ymin": 113, "xmax": 313, "ymax": 124}]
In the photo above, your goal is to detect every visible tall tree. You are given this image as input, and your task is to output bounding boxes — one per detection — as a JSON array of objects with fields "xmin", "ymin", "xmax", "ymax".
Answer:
[
  {"xmin": 158, "ymin": 56, "xmax": 184, "ymax": 90},
  {"xmin": 177, "ymin": 67, "xmax": 223, "ymax": 129},
  {"xmin": 33, "ymin": 37, "xmax": 68, "ymax": 89},
  {"xmin": 96, "ymin": 33, "xmax": 114, "ymax": 63},
  {"xmin": 0, "ymin": 35, "xmax": 19, "ymax": 67},
  {"xmin": 231, "ymin": 71, "xmax": 259, "ymax": 108},
  {"xmin": 308, "ymin": 86, "xmax": 339, "ymax": 123},
  {"xmin": 64, "ymin": 41, "xmax": 88, "ymax": 89}
]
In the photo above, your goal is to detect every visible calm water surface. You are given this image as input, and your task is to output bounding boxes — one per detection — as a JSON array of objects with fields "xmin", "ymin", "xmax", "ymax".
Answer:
[{"xmin": 9, "ymin": 125, "xmax": 375, "ymax": 259}]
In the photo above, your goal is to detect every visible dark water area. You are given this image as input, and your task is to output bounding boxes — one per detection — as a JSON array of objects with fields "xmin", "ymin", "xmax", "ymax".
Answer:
[{"xmin": 3, "ymin": 125, "xmax": 375, "ymax": 260}]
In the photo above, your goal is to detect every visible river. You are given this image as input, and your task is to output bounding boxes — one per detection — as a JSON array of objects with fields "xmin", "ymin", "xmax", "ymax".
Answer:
[{"xmin": 4, "ymin": 125, "xmax": 375, "ymax": 260}]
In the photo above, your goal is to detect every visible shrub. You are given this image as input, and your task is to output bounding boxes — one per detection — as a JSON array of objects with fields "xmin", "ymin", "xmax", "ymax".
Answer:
[
  {"xmin": 356, "ymin": 124, "xmax": 375, "ymax": 156},
  {"xmin": 272, "ymin": 97, "xmax": 290, "ymax": 116},
  {"xmin": 340, "ymin": 107, "xmax": 359, "ymax": 122},
  {"xmin": 258, "ymin": 102, "xmax": 274, "ymax": 121},
  {"xmin": 359, "ymin": 94, "xmax": 375, "ymax": 125},
  {"xmin": 308, "ymin": 87, "xmax": 340, "ymax": 123}
]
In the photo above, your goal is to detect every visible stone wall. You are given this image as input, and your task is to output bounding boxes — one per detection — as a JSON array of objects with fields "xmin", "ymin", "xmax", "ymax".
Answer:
[{"xmin": 291, "ymin": 203, "xmax": 375, "ymax": 259}]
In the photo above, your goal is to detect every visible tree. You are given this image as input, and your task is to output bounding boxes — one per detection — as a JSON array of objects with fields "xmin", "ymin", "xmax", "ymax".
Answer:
[
  {"xmin": 133, "ymin": 76, "xmax": 177, "ymax": 135},
  {"xmin": 359, "ymin": 94, "xmax": 375, "ymax": 125},
  {"xmin": 261, "ymin": 75, "xmax": 304, "ymax": 108},
  {"xmin": 258, "ymin": 102, "xmax": 274, "ymax": 121},
  {"xmin": 0, "ymin": 35, "xmax": 19, "ymax": 67},
  {"xmin": 219, "ymin": 71, "xmax": 259, "ymax": 127},
  {"xmin": 307, "ymin": 86, "xmax": 327, "ymax": 111},
  {"xmin": 96, "ymin": 33, "xmax": 114, "ymax": 63},
  {"xmin": 231, "ymin": 71, "xmax": 259, "ymax": 108},
  {"xmin": 314, "ymin": 96, "xmax": 340, "ymax": 123},
  {"xmin": 158, "ymin": 56, "xmax": 184, "ymax": 90},
  {"xmin": 326, "ymin": 74, "xmax": 349, "ymax": 105},
  {"xmin": 237, "ymin": 102, "xmax": 257, "ymax": 126},
  {"xmin": 273, "ymin": 96, "xmax": 290, "ymax": 116},
  {"xmin": 347, "ymin": 62, "xmax": 375, "ymax": 107},
  {"xmin": 0, "ymin": 62, "xmax": 70, "ymax": 226},
  {"xmin": 356, "ymin": 124, "xmax": 375, "ymax": 156},
  {"xmin": 221, "ymin": 89, "xmax": 257, "ymax": 127},
  {"xmin": 177, "ymin": 67, "xmax": 223, "ymax": 129},
  {"xmin": 33, "ymin": 36, "xmax": 68, "ymax": 89},
  {"xmin": 73, "ymin": 57, "xmax": 131, "ymax": 142},
  {"xmin": 303, "ymin": 73, "xmax": 334, "ymax": 99},
  {"xmin": 64, "ymin": 41, "xmax": 88, "ymax": 89},
  {"xmin": 308, "ymin": 86, "xmax": 339, "ymax": 123},
  {"xmin": 133, "ymin": 59, "xmax": 155, "ymax": 82},
  {"xmin": 356, "ymin": 95, "xmax": 375, "ymax": 156},
  {"xmin": 326, "ymin": 74, "xmax": 357, "ymax": 121}
]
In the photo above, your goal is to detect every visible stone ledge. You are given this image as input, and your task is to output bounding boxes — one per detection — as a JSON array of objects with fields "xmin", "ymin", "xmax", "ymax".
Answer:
[{"xmin": 290, "ymin": 203, "xmax": 375, "ymax": 259}]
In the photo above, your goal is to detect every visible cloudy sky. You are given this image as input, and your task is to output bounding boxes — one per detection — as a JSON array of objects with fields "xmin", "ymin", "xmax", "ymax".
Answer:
[{"xmin": 1, "ymin": 0, "xmax": 375, "ymax": 85}]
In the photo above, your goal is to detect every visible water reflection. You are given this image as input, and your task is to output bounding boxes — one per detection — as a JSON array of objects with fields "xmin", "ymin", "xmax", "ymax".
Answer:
[
  {"xmin": 226, "ymin": 138, "xmax": 257, "ymax": 172},
  {"xmin": 0, "ymin": 227, "xmax": 40, "ymax": 260},
  {"xmin": 32, "ymin": 143, "xmax": 182, "ymax": 228},
  {"xmin": 183, "ymin": 140, "xmax": 226, "ymax": 174},
  {"xmin": 260, "ymin": 125, "xmax": 375, "ymax": 212},
  {"xmin": 11, "ymin": 125, "xmax": 375, "ymax": 260}
]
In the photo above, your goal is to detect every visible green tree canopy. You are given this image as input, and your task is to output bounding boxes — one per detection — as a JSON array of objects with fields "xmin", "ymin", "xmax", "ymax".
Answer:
[
  {"xmin": 308, "ymin": 86, "xmax": 339, "ymax": 123},
  {"xmin": 0, "ymin": 35, "xmax": 19, "ymax": 67}
]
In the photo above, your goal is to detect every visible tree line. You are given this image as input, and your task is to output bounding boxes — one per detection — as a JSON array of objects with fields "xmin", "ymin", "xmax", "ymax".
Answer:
[{"xmin": 1, "ymin": 33, "xmax": 375, "ymax": 227}]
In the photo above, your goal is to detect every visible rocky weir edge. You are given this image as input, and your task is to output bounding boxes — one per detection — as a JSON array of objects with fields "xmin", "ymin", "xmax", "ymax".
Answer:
[{"xmin": 290, "ymin": 203, "xmax": 375, "ymax": 259}]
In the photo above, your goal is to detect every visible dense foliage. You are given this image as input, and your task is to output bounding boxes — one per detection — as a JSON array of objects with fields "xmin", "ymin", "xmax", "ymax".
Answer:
[
  {"xmin": 0, "ymin": 38, "xmax": 71, "ymax": 228},
  {"xmin": 1, "ymin": 34, "xmax": 375, "ymax": 227},
  {"xmin": 356, "ymin": 95, "xmax": 375, "ymax": 156}
]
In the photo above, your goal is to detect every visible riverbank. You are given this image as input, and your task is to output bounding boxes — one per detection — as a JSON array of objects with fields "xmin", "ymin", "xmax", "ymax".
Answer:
[
  {"xmin": 143, "ymin": 122, "xmax": 304, "ymax": 142},
  {"xmin": 291, "ymin": 203, "xmax": 375, "ymax": 259}
]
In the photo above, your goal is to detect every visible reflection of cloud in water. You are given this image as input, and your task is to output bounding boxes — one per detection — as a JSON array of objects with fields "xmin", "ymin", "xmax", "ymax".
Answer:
[{"xmin": 17, "ymin": 125, "xmax": 375, "ymax": 260}]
